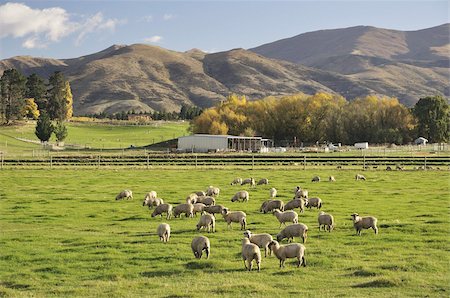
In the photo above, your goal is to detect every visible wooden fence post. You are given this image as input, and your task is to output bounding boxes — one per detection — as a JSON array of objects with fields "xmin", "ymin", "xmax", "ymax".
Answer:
[
  {"xmin": 303, "ymin": 156, "xmax": 306, "ymax": 170},
  {"xmin": 363, "ymin": 154, "xmax": 366, "ymax": 171},
  {"xmin": 195, "ymin": 154, "xmax": 198, "ymax": 168},
  {"xmin": 50, "ymin": 155, "xmax": 53, "ymax": 168},
  {"xmin": 424, "ymin": 157, "xmax": 427, "ymax": 170}
]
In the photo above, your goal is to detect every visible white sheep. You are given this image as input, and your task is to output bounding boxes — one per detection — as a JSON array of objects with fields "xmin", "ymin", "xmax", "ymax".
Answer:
[
  {"xmin": 193, "ymin": 203, "xmax": 207, "ymax": 216},
  {"xmin": 268, "ymin": 240, "xmax": 306, "ymax": 268},
  {"xmin": 318, "ymin": 211, "xmax": 334, "ymax": 232},
  {"xmin": 284, "ymin": 198, "xmax": 305, "ymax": 213},
  {"xmin": 351, "ymin": 213, "xmax": 378, "ymax": 235},
  {"xmin": 241, "ymin": 238, "xmax": 261, "ymax": 271},
  {"xmin": 197, "ymin": 196, "xmax": 216, "ymax": 206},
  {"xmin": 355, "ymin": 174, "xmax": 366, "ymax": 181},
  {"xmin": 206, "ymin": 186, "xmax": 220, "ymax": 197},
  {"xmin": 269, "ymin": 188, "xmax": 277, "ymax": 198},
  {"xmin": 231, "ymin": 178, "xmax": 243, "ymax": 185},
  {"xmin": 173, "ymin": 203, "xmax": 194, "ymax": 218},
  {"xmin": 243, "ymin": 230, "xmax": 273, "ymax": 257},
  {"xmin": 311, "ymin": 176, "xmax": 320, "ymax": 182},
  {"xmin": 221, "ymin": 209, "xmax": 247, "ymax": 230},
  {"xmin": 276, "ymin": 223, "xmax": 308, "ymax": 243},
  {"xmin": 329, "ymin": 176, "xmax": 336, "ymax": 182},
  {"xmin": 231, "ymin": 190, "xmax": 249, "ymax": 203},
  {"xmin": 203, "ymin": 204, "xmax": 226, "ymax": 216},
  {"xmin": 263, "ymin": 199, "xmax": 285, "ymax": 214},
  {"xmin": 157, "ymin": 223, "xmax": 170, "ymax": 243},
  {"xmin": 151, "ymin": 203, "xmax": 173, "ymax": 219},
  {"xmin": 272, "ymin": 209, "xmax": 299, "ymax": 228},
  {"xmin": 115, "ymin": 189, "xmax": 133, "ymax": 200},
  {"xmin": 241, "ymin": 178, "xmax": 256, "ymax": 187},
  {"xmin": 196, "ymin": 213, "xmax": 215, "ymax": 233},
  {"xmin": 185, "ymin": 193, "xmax": 198, "ymax": 204},
  {"xmin": 295, "ymin": 188, "xmax": 308, "ymax": 199},
  {"xmin": 143, "ymin": 197, "xmax": 164, "ymax": 209},
  {"xmin": 257, "ymin": 178, "xmax": 269, "ymax": 185},
  {"xmin": 191, "ymin": 236, "xmax": 210, "ymax": 259},
  {"xmin": 305, "ymin": 197, "xmax": 322, "ymax": 209},
  {"xmin": 143, "ymin": 191, "xmax": 157, "ymax": 201}
]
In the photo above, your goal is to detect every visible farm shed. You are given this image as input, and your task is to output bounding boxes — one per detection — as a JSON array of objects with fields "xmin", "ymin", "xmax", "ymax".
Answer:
[
  {"xmin": 414, "ymin": 137, "xmax": 428, "ymax": 145},
  {"xmin": 177, "ymin": 134, "xmax": 272, "ymax": 153}
]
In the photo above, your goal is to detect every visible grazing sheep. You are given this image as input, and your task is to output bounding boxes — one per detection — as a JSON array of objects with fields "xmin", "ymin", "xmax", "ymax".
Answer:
[
  {"xmin": 241, "ymin": 238, "xmax": 261, "ymax": 271},
  {"xmin": 143, "ymin": 196, "xmax": 164, "ymax": 209},
  {"xmin": 143, "ymin": 191, "xmax": 157, "ymax": 201},
  {"xmin": 151, "ymin": 203, "xmax": 173, "ymax": 220},
  {"xmin": 318, "ymin": 211, "xmax": 334, "ymax": 232},
  {"xmin": 273, "ymin": 209, "xmax": 298, "ymax": 228},
  {"xmin": 259, "ymin": 200, "xmax": 270, "ymax": 213},
  {"xmin": 231, "ymin": 178, "xmax": 243, "ymax": 185},
  {"xmin": 386, "ymin": 166, "xmax": 392, "ymax": 171},
  {"xmin": 243, "ymin": 230, "xmax": 273, "ymax": 257},
  {"xmin": 263, "ymin": 199, "xmax": 285, "ymax": 214},
  {"xmin": 191, "ymin": 236, "xmax": 210, "ymax": 259},
  {"xmin": 195, "ymin": 191, "xmax": 206, "ymax": 197},
  {"xmin": 116, "ymin": 190, "xmax": 133, "ymax": 201},
  {"xmin": 276, "ymin": 223, "xmax": 308, "ymax": 243},
  {"xmin": 241, "ymin": 178, "xmax": 256, "ymax": 187},
  {"xmin": 157, "ymin": 223, "xmax": 170, "ymax": 243},
  {"xmin": 173, "ymin": 203, "xmax": 194, "ymax": 218},
  {"xmin": 203, "ymin": 204, "xmax": 226, "ymax": 217},
  {"xmin": 185, "ymin": 193, "xmax": 198, "ymax": 204},
  {"xmin": 221, "ymin": 209, "xmax": 247, "ymax": 230},
  {"xmin": 355, "ymin": 174, "xmax": 366, "ymax": 181},
  {"xmin": 193, "ymin": 203, "xmax": 207, "ymax": 216},
  {"xmin": 269, "ymin": 188, "xmax": 277, "ymax": 198},
  {"xmin": 396, "ymin": 165, "xmax": 404, "ymax": 171},
  {"xmin": 257, "ymin": 178, "xmax": 269, "ymax": 185},
  {"xmin": 311, "ymin": 176, "xmax": 320, "ymax": 182},
  {"xmin": 268, "ymin": 240, "xmax": 306, "ymax": 268},
  {"xmin": 197, "ymin": 196, "xmax": 216, "ymax": 206},
  {"xmin": 284, "ymin": 198, "xmax": 305, "ymax": 213},
  {"xmin": 206, "ymin": 186, "xmax": 220, "ymax": 197},
  {"xmin": 293, "ymin": 186, "xmax": 301, "ymax": 194},
  {"xmin": 231, "ymin": 190, "xmax": 249, "ymax": 203},
  {"xmin": 329, "ymin": 176, "xmax": 336, "ymax": 182},
  {"xmin": 196, "ymin": 214, "xmax": 215, "ymax": 233},
  {"xmin": 305, "ymin": 197, "xmax": 322, "ymax": 210},
  {"xmin": 351, "ymin": 213, "xmax": 378, "ymax": 235},
  {"xmin": 295, "ymin": 188, "xmax": 308, "ymax": 199}
]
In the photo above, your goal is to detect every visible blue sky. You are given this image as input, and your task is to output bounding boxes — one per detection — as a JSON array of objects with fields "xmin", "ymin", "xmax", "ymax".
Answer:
[{"xmin": 0, "ymin": 0, "xmax": 448, "ymax": 59}]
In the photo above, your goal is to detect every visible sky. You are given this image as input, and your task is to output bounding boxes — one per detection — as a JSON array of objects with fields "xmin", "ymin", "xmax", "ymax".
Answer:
[{"xmin": 0, "ymin": 0, "xmax": 448, "ymax": 59}]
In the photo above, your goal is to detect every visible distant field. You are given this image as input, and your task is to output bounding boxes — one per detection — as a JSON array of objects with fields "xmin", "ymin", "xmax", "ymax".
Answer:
[{"xmin": 1, "ymin": 169, "xmax": 448, "ymax": 297}]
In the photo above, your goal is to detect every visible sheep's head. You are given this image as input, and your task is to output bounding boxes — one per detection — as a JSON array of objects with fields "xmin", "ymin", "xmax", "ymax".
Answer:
[
  {"xmin": 243, "ymin": 230, "xmax": 252, "ymax": 238},
  {"xmin": 268, "ymin": 240, "xmax": 279, "ymax": 249},
  {"xmin": 350, "ymin": 213, "xmax": 360, "ymax": 221},
  {"xmin": 272, "ymin": 209, "xmax": 281, "ymax": 215},
  {"xmin": 276, "ymin": 233, "xmax": 283, "ymax": 242}
]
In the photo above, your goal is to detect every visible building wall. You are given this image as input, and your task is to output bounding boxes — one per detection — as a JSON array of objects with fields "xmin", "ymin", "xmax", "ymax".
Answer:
[{"xmin": 178, "ymin": 135, "xmax": 228, "ymax": 152}]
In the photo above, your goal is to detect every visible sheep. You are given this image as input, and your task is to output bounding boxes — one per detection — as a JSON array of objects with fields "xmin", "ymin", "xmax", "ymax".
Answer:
[
  {"xmin": 231, "ymin": 178, "xmax": 243, "ymax": 185},
  {"xmin": 318, "ymin": 211, "xmax": 334, "ymax": 232},
  {"xmin": 272, "ymin": 209, "xmax": 298, "ymax": 228},
  {"xmin": 231, "ymin": 190, "xmax": 249, "ymax": 203},
  {"xmin": 115, "ymin": 190, "xmax": 133, "ymax": 200},
  {"xmin": 293, "ymin": 186, "xmax": 301, "ymax": 194},
  {"xmin": 206, "ymin": 186, "xmax": 220, "ymax": 197},
  {"xmin": 143, "ymin": 190, "xmax": 157, "ymax": 201},
  {"xmin": 329, "ymin": 176, "xmax": 336, "ymax": 182},
  {"xmin": 243, "ymin": 230, "xmax": 273, "ymax": 257},
  {"xmin": 268, "ymin": 240, "xmax": 306, "ymax": 268},
  {"xmin": 262, "ymin": 199, "xmax": 285, "ymax": 214},
  {"xmin": 203, "ymin": 204, "xmax": 226, "ymax": 216},
  {"xmin": 221, "ymin": 209, "xmax": 247, "ymax": 230},
  {"xmin": 355, "ymin": 174, "xmax": 366, "ymax": 181},
  {"xmin": 143, "ymin": 197, "xmax": 164, "ymax": 209},
  {"xmin": 241, "ymin": 238, "xmax": 261, "ymax": 271},
  {"xmin": 195, "ymin": 191, "xmax": 206, "ymax": 197},
  {"xmin": 351, "ymin": 213, "xmax": 378, "ymax": 235},
  {"xmin": 157, "ymin": 223, "xmax": 170, "ymax": 243},
  {"xmin": 311, "ymin": 176, "xmax": 320, "ymax": 182},
  {"xmin": 396, "ymin": 165, "xmax": 404, "ymax": 171},
  {"xmin": 197, "ymin": 196, "xmax": 216, "ymax": 206},
  {"xmin": 185, "ymin": 193, "xmax": 198, "ymax": 204},
  {"xmin": 257, "ymin": 178, "xmax": 269, "ymax": 185},
  {"xmin": 284, "ymin": 198, "xmax": 305, "ymax": 213},
  {"xmin": 191, "ymin": 236, "xmax": 210, "ymax": 259},
  {"xmin": 193, "ymin": 203, "xmax": 207, "ymax": 216},
  {"xmin": 196, "ymin": 214, "xmax": 215, "ymax": 233},
  {"xmin": 305, "ymin": 197, "xmax": 322, "ymax": 210},
  {"xmin": 269, "ymin": 188, "xmax": 277, "ymax": 199},
  {"xmin": 386, "ymin": 166, "xmax": 392, "ymax": 171},
  {"xmin": 295, "ymin": 188, "xmax": 308, "ymax": 199},
  {"xmin": 241, "ymin": 178, "xmax": 255, "ymax": 187},
  {"xmin": 151, "ymin": 203, "xmax": 173, "ymax": 220},
  {"xmin": 173, "ymin": 203, "xmax": 194, "ymax": 218},
  {"xmin": 276, "ymin": 223, "xmax": 308, "ymax": 243},
  {"xmin": 259, "ymin": 200, "xmax": 270, "ymax": 213}
]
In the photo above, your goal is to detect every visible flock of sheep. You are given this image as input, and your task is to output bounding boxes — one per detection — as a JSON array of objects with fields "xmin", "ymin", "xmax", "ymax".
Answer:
[{"xmin": 115, "ymin": 174, "xmax": 378, "ymax": 271}]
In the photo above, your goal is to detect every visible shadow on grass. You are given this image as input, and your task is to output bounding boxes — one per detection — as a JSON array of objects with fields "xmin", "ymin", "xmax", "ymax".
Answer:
[
  {"xmin": 0, "ymin": 281, "xmax": 30, "ymax": 290},
  {"xmin": 352, "ymin": 278, "xmax": 400, "ymax": 288},
  {"xmin": 164, "ymin": 295, "xmax": 193, "ymax": 298},
  {"xmin": 140, "ymin": 270, "xmax": 182, "ymax": 278},
  {"xmin": 116, "ymin": 215, "xmax": 147, "ymax": 221}
]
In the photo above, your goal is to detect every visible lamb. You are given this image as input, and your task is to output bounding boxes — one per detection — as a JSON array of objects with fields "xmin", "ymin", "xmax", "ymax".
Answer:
[
  {"xmin": 221, "ymin": 209, "xmax": 247, "ymax": 230},
  {"xmin": 305, "ymin": 197, "xmax": 322, "ymax": 210},
  {"xmin": 268, "ymin": 240, "xmax": 306, "ymax": 268},
  {"xmin": 231, "ymin": 178, "xmax": 243, "ymax": 185},
  {"xmin": 193, "ymin": 203, "xmax": 207, "ymax": 216},
  {"xmin": 241, "ymin": 178, "xmax": 255, "ymax": 187},
  {"xmin": 143, "ymin": 190, "xmax": 157, "ymax": 201},
  {"xmin": 269, "ymin": 188, "xmax": 277, "ymax": 199},
  {"xmin": 115, "ymin": 190, "xmax": 133, "ymax": 200},
  {"xmin": 185, "ymin": 193, "xmax": 198, "ymax": 204},
  {"xmin": 157, "ymin": 223, "xmax": 170, "ymax": 243},
  {"xmin": 295, "ymin": 188, "xmax": 308, "ymax": 199},
  {"xmin": 272, "ymin": 209, "xmax": 298, "ymax": 228},
  {"xmin": 262, "ymin": 199, "xmax": 285, "ymax": 214},
  {"xmin": 318, "ymin": 211, "xmax": 334, "ymax": 232},
  {"xmin": 257, "ymin": 178, "xmax": 269, "ymax": 185},
  {"xmin": 191, "ymin": 236, "xmax": 210, "ymax": 259},
  {"xmin": 311, "ymin": 176, "xmax": 320, "ymax": 182},
  {"xmin": 196, "ymin": 214, "xmax": 215, "ymax": 233},
  {"xmin": 329, "ymin": 176, "xmax": 336, "ymax": 182},
  {"xmin": 143, "ymin": 197, "xmax": 164, "ymax": 209},
  {"xmin": 355, "ymin": 174, "xmax": 366, "ymax": 181},
  {"xmin": 197, "ymin": 196, "xmax": 216, "ymax": 206},
  {"xmin": 284, "ymin": 198, "xmax": 305, "ymax": 213},
  {"xmin": 206, "ymin": 186, "xmax": 220, "ymax": 197},
  {"xmin": 231, "ymin": 190, "xmax": 249, "ymax": 202},
  {"xmin": 351, "ymin": 213, "xmax": 378, "ymax": 235},
  {"xmin": 241, "ymin": 238, "xmax": 261, "ymax": 271},
  {"xmin": 203, "ymin": 204, "xmax": 226, "ymax": 216},
  {"xmin": 151, "ymin": 203, "xmax": 173, "ymax": 219},
  {"xmin": 243, "ymin": 230, "xmax": 273, "ymax": 257},
  {"xmin": 276, "ymin": 223, "xmax": 308, "ymax": 243},
  {"xmin": 173, "ymin": 203, "xmax": 194, "ymax": 218}
]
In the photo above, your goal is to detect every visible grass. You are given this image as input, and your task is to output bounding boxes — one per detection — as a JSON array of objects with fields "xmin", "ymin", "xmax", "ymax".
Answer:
[{"xmin": 0, "ymin": 169, "xmax": 449, "ymax": 297}]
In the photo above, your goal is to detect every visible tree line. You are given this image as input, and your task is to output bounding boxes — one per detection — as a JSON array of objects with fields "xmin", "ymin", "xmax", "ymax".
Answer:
[{"xmin": 191, "ymin": 93, "xmax": 449, "ymax": 145}]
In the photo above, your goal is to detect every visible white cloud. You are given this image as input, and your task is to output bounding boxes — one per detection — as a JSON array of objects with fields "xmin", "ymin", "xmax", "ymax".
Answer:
[
  {"xmin": 143, "ymin": 15, "xmax": 153, "ymax": 22},
  {"xmin": 75, "ymin": 12, "xmax": 124, "ymax": 46},
  {"xmin": 144, "ymin": 36, "xmax": 163, "ymax": 43},
  {"xmin": 22, "ymin": 36, "xmax": 47, "ymax": 49},
  {"xmin": 163, "ymin": 13, "xmax": 175, "ymax": 21}
]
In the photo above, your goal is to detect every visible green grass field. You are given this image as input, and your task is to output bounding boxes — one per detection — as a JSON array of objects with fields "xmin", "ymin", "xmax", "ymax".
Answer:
[{"xmin": 1, "ymin": 169, "xmax": 449, "ymax": 297}]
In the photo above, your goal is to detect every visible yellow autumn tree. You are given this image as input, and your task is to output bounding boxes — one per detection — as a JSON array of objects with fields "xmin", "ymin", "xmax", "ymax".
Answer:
[
  {"xmin": 64, "ymin": 81, "xmax": 73, "ymax": 120},
  {"xmin": 21, "ymin": 98, "xmax": 40, "ymax": 120}
]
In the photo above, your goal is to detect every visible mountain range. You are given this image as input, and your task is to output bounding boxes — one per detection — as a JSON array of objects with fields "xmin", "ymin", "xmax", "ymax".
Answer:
[{"xmin": 0, "ymin": 23, "xmax": 448, "ymax": 115}]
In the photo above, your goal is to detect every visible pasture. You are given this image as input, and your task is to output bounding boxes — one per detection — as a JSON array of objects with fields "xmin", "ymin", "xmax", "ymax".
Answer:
[{"xmin": 0, "ymin": 169, "xmax": 449, "ymax": 297}]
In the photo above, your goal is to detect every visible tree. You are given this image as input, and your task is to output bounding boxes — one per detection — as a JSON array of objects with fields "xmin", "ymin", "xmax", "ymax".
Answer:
[
  {"xmin": 0, "ymin": 69, "xmax": 26, "ymax": 124},
  {"xmin": 26, "ymin": 74, "xmax": 47, "ymax": 111},
  {"xmin": 414, "ymin": 95, "xmax": 449, "ymax": 143},
  {"xmin": 35, "ymin": 111, "xmax": 53, "ymax": 142},
  {"xmin": 53, "ymin": 121, "xmax": 68, "ymax": 143},
  {"xmin": 21, "ymin": 98, "xmax": 40, "ymax": 119},
  {"xmin": 47, "ymin": 71, "xmax": 73, "ymax": 120}
]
